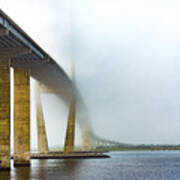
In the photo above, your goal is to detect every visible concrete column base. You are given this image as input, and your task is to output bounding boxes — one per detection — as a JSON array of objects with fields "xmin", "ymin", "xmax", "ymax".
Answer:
[{"xmin": 13, "ymin": 160, "xmax": 31, "ymax": 167}]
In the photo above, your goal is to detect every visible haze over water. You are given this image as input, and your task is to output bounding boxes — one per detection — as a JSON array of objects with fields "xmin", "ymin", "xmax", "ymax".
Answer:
[{"xmin": 1, "ymin": 0, "xmax": 179, "ymax": 148}]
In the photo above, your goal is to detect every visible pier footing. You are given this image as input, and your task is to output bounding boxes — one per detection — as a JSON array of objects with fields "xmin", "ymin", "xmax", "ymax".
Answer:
[{"xmin": 31, "ymin": 152, "xmax": 110, "ymax": 159}]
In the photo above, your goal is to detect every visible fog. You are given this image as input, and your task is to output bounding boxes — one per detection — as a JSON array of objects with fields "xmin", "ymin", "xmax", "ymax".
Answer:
[{"xmin": 1, "ymin": 0, "xmax": 180, "ymax": 148}]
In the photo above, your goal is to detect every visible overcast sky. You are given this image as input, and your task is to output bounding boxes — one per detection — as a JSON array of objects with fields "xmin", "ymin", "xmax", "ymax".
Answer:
[{"xmin": 1, "ymin": 0, "xmax": 180, "ymax": 147}]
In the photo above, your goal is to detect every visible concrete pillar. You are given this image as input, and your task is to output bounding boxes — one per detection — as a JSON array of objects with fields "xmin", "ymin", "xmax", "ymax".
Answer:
[
  {"xmin": 36, "ymin": 90, "xmax": 49, "ymax": 154},
  {"xmin": 82, "ymin": 128, "xmax": 92, "ymax": 151},
  {"xmin": 0, "ymin": 58, "xmax": 10, "ymax": 170},
  {"xmin": 14, "ymin": 67, "xmax": 30, "ymax": 166},
  {"xmin": 64, "ymin": 97, "xmax": 76, "ymax": 154}
]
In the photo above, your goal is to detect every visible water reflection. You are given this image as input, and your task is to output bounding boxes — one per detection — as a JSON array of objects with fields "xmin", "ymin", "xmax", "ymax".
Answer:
[
  {"xmin": 1, "ymin": 152, "xmax": 180, "ymax": 180},
  {"xmin": 0, "ymin": 170, "xmax": 10, "ymax": 180},
  {"xmin": 58, "ymin": 159, "xmax": 82, "ymax": 180},
  {"xmin": 35, "ymin": 159, "xmax": 82, "ymax": 180},
  {"xmin": 0, "ymin": 159, "xmax": 82, "ymax": 180},
  {"xmin": 12, "ymin": 166, "xmax": 31, "ymax": 180}
]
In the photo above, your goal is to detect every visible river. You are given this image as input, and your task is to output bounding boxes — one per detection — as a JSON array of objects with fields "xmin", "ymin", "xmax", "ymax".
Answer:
[{"xmin": 1, "ymin": 151, "xmax": 180, "ymax": 180}]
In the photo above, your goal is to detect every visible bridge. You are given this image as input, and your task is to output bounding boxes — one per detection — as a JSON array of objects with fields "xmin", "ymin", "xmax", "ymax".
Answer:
[{"xmin": 0, "ymin": 10, "xmax": 113, "ymax": 170}]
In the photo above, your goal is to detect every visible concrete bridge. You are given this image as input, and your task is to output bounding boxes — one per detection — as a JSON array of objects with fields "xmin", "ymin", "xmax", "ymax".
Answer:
[{"xmin": 0, "ymin": 10, "xmax": 111, "ymax": 170}]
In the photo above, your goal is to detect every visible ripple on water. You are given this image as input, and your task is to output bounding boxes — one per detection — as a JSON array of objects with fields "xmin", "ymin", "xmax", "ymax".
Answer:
[{"xmin": 1, "ymin": 151, "xmax": 180, "ymax": 180}]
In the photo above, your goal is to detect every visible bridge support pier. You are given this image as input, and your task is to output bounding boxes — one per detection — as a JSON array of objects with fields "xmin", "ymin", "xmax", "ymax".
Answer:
[
  {"xmin": 36, "ymin": 90, "xmax": 49, "ymax": 154},
  {"xmin": 64, "ymin": 97, "xmax": 76, "ymax": 154},
  {"xmin": 82, "ymin": 128, "xmax": 91, "ymax": 151},
  {"xmin": 13, "ymin": 68, "xmax": 30, "ymax": 166},
  {"xmin": 0, "ymin": 58, "xmax": 10, "ymax": 170}
]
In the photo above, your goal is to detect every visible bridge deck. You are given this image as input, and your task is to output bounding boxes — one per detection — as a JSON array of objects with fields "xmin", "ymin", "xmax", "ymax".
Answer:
[{"xmin": 0, "ymin": 9, "xmax": 72, "ymax": 92}]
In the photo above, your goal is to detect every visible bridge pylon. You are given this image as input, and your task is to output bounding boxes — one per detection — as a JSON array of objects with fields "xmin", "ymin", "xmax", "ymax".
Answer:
[
  {"xmin": 82, "ymin": 128, "xmax": 92, "ymax": 151},
  {"xmin": 36, "ymin": 83, "xmax": 49, "ymax": 154},
  {"xmin": 64, "ymin": 96, "xmax": 76, "ymax": 154}
]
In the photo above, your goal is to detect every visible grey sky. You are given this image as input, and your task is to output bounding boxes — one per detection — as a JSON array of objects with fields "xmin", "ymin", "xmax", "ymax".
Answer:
[
  {"xmin": 72, "ymin": 0, "xmax": 180, "ymax": 144},
  {"xmin": 1, "ymin": 0, "xmax": 180, "ymax": 147}
]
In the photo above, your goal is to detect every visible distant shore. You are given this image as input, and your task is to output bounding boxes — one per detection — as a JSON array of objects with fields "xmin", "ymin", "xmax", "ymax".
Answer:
[
  {"xmin": 31, "ymin": 145, "xmax": 180, "ymax": 153},
  {"xmin": 96, "ymin": 145, "xmax": 180, "ymax": 151}
]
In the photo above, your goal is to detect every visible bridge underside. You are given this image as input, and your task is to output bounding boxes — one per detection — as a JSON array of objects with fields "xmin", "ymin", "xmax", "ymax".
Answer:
[
  {"xmin": 0, "ymin": 10, "xmax": 74, "ymax": 169},
  {"xmin": 0, "ymin": 10, "xmax": 111, "ymax": 170}
]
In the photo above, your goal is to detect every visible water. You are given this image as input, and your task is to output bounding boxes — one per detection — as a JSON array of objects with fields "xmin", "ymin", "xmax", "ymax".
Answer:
[{"xmin": 1, "ymin": 151, "xmax": 180, "ymax": 180}]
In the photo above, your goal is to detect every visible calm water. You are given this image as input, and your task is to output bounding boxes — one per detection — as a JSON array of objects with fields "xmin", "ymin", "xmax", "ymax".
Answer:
[{"xmin": 1, "ymin": 151, "xmax": 180, "ymax": 180}]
